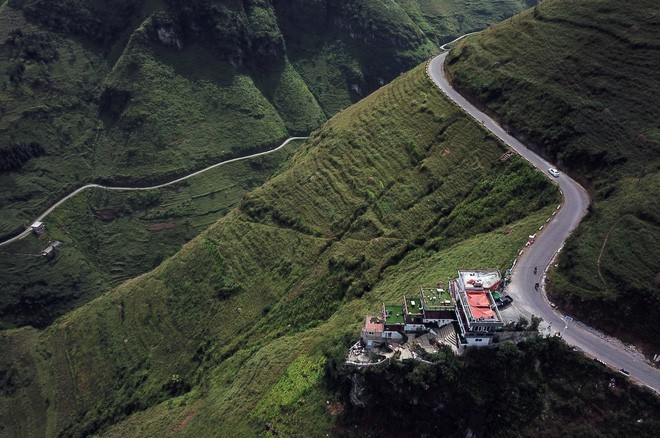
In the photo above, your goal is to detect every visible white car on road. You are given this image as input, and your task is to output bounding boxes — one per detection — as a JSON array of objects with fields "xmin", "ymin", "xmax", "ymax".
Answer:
[{"xmin": 548, "ymin": 168, "xmax": 560, "ymax": 177}]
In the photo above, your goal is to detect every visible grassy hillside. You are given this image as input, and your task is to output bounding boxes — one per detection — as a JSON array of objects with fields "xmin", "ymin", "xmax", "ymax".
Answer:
[
  {"xmin": 0, "ymin": 0, "xmax": 537, "ymax": 238},
  {"xmin": 444, "ymin": 0, "xmax": 660, "ymax": 352},
  {"xmin": 0, "ymin": 139, "xmax": 301, "ymax": 330},
  {"xmin": 0, "ymin": 0, "xmax": 319, "ymax": 239},
  {"xmin": 0, "ymin": 0, "xmax": 539, "ymax": 330},
  {"xmin": 0, "ymin": 64, "xmax": 564, "ymax": 437},
  {"xmin": 395, "ymin": 0, "xmax": 538, "ymax": 44}
]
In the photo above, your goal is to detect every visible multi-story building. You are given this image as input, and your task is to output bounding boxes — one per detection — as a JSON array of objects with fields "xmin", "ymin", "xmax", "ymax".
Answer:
[
  {"xmin": 450, "ymin": 270, "xmax": 504, "ymax": 346},
  {"xmin": 360, "ymin": 270, "xmax": 506, "ymax": 348}
]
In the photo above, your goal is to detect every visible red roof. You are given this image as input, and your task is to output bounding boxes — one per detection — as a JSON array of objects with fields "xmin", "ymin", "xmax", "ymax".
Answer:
[
  {"xmin": 364, "ymin": 315, "xmax": 384, "ymax": 333},
  {"xmin": 467, "ymin": 292, "xmax": 494, "ymax": 319}
]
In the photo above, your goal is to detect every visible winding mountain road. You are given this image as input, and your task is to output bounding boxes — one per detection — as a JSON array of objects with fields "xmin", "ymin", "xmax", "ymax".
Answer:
[
  {"xmin": 0, "ymin": 137, "xmax": 307, "ymax": 248},
  {"xmin": 428, "ymin": 51, "xmax": 659, "ymax": 393}
]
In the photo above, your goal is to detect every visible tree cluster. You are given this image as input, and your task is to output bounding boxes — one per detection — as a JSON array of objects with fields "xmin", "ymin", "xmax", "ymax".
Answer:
[{"xmin": 0, "ymin": 141, "xmax": 44, "ymax": 172}]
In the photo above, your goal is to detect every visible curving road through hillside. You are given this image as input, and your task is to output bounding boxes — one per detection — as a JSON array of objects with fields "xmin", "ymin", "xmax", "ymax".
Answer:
[
  {"xmin": 428, "ymin": 51, "xmax": 660, "ymax": 393},
  {"xmin": 0, "ymin": 137, "xmax": 307, "ymax": 248}
]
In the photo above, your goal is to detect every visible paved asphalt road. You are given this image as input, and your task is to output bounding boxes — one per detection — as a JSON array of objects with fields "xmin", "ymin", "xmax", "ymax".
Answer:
[
  {"xmin": 428, "ymin": 51, "xmax": 659, "ymax": 393},
  {"xmin": 0, "ymin": 136, "xmax": 308, "ymax": 248}
]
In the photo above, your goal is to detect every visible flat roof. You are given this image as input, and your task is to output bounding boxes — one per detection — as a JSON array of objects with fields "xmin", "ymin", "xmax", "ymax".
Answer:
[
  {"xmin": 458, "ymin": 270, "xmax": 501, "ymax": 290},
  {"xmin": 421, "ymin": 287, "xmax": 453, "ymax": 310},
  {"xmin": 451, "ymin": 278, "xmax": 501, "ymax": 323},
  {"xmin": 466, "ymin": 291, "xmax": 495, "ymax": 320},
  {"xmin": 384, "ymin": 304, "xmax": 404, "ymax": 325},
  {"xmin": 364, "ymin": 315, "xmax": 384, "ymax": 333},
  {"xmin": 404, "ymin": 295, "xmax": 423, "ymax": 315}
]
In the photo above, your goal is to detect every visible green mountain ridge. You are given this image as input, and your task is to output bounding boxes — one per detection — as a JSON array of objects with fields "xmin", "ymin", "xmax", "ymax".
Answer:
[
  {"xmin": 1, "ymin": 1, "xmax": 657, "ymax": 436},
  {"xmin": 444, "ymin": 0, "xmax": 660, "ymax": 352},
  {"xmin": 0, "ymin": 0, "xmax": 538, "ymax": 330},
  {"xmin": 0, "ymin": 62, "xmax": 564, "ymax": 437},
  {"xmin": 0, "ymin": 0, "xmax": 536, "ymax": 239}
]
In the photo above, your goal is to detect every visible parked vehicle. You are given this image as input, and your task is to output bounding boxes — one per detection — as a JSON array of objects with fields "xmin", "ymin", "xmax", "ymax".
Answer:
[{"xmin": 494, "ymin": 295, "xmax": 513, "ymax": 309}]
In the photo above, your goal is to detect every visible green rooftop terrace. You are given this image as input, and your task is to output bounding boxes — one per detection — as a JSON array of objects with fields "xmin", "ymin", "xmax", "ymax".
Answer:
[
  {"xmin": 405, "ymin": 296, "xmax": 424, "ymax": 315},
  {"xmin": 421, "ymin": 287, "xmax": 454, "ymax": 310},
  {"xmin": 384, "ymin": 305, "xmax": 405, "ymax": 325}
]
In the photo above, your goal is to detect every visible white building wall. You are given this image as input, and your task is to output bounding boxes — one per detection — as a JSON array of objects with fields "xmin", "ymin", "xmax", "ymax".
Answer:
[
  {"xmin": 404, "ymin": 324, "xmax": 426, "ymax": 332},
  {"xmin": 465, "ymin": 336, "xmax": 492, "ymax": 346},
  {"xmin": 382, "ymin": 330, "xmax": 403, "ymax": 341},
  {"xmin": 422, "ymin": 318, "xmax": 454, "ymax": 326}
]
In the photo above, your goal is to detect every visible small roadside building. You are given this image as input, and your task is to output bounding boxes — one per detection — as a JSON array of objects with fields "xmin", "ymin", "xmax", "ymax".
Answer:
[
  {"xmin": 30, "ymin": 221, "xmax": 45, "ymax": 235},
  {"xmin": 41, "ymin": 240, "xmax": 62, "ymax": 257},
  {"xmin": 420, "ymin": 287, "xmax": 455, "ymax": 326},
  {"xmin": 382, "ymin": 304, "xmax": 405, "ymax": 341},
  {"xmin": 403, "ymin": 295, "xmax": 426, "ymax": 332}
]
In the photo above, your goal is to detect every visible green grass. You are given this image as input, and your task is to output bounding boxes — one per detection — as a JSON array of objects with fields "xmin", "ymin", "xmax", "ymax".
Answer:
[
  {"xmin": 385, "ymin": 305, "xmax": 405, "ymax": 324},
  {"xmin": 0, "ymin": 139, "xmax": 302, "ymax": 329},
  {"xmin": 395, "ymin": 0, "xmax": 538, "ymax": 44},
  {"xmin": 1, "ymin": 0, "xmax": 514, "ymax": 239},
  {"xmin": 0, "ymin": 63, "xmax": 564, "ymax": 437},
  {"xmin": 445, "ymin": 0, "xmax": 660, "ymax": 351}
]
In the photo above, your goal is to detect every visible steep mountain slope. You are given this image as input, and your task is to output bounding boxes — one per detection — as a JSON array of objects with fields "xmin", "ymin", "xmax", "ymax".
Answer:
[
  {"xmin": 0, "ymin": 0, "xmax": 540, "ymax": 330},
  {"xmin": 0, "ymin": 0, "xmax": 321, "ymax": 239},
  {"xmin": 0, "ymin": 0, "xmax": 538, "ymax": 240},
  {"xmin": 0, "ymin": 140, "xmax": 301, "ymax": 330},
  {"xmin": 444, "ymin": 0, "xmax": 660, "ymax": 351},
  {"xmin": 0, "ymin": 64, "xmax": 561, "ymax": 437}
]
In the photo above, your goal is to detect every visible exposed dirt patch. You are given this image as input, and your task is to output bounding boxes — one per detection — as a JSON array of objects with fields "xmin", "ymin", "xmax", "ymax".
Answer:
[
  {"xmin": 147, "ymin": 222, "xmax": 175, "ymax": 231},
  {"xmin": 174, "ymin": 410, "xmax": 196, "ymax": 433},
  {"xmin": 93, "ymin": 208, "xmax": 119, "ymax": 222},
  {"xmin": 326, "ymin": 401, "xmax": 344, "ymax": 417}
]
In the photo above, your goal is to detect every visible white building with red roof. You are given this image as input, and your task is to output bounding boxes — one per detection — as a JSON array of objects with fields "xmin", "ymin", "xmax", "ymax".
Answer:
[{"xmin": 451, "ymin": 269, "xmax": 504, "ymax": 346}]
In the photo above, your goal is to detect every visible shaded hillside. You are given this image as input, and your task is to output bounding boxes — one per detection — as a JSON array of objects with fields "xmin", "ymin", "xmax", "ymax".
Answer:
[
  {"xmin": 0, "ymin": 0, "xmax": 537, "ymax": 240},
  {"xmin": 0, "ymin": 65, "xmax": 560, "ymax": 437},
  {"xmin": 331, "ymin": 337, "xmax": 660, "ymax": 437},
  {"xmin": 444, "ymin": 0, "xmax": 660, "ymax": 351},
  {"xmin": 395, "ymin": 0, "xmax": 538, "ymax": 44},
  {"xmin": 0, "ymin": 140, "xmax": 301, "ymax": 330},
  {"xmin": 0, "ymin": 0, "xmax": 321, "ymax": 240}
]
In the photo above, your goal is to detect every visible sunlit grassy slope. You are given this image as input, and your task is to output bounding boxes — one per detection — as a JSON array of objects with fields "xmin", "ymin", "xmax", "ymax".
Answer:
[
  {"xmin": 444, "ymin": 0, "xmax": 660, "ymax": 351},
  {"xmin": 0, "ymin": 64, "xmax": 561, "ymax": 437}
]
